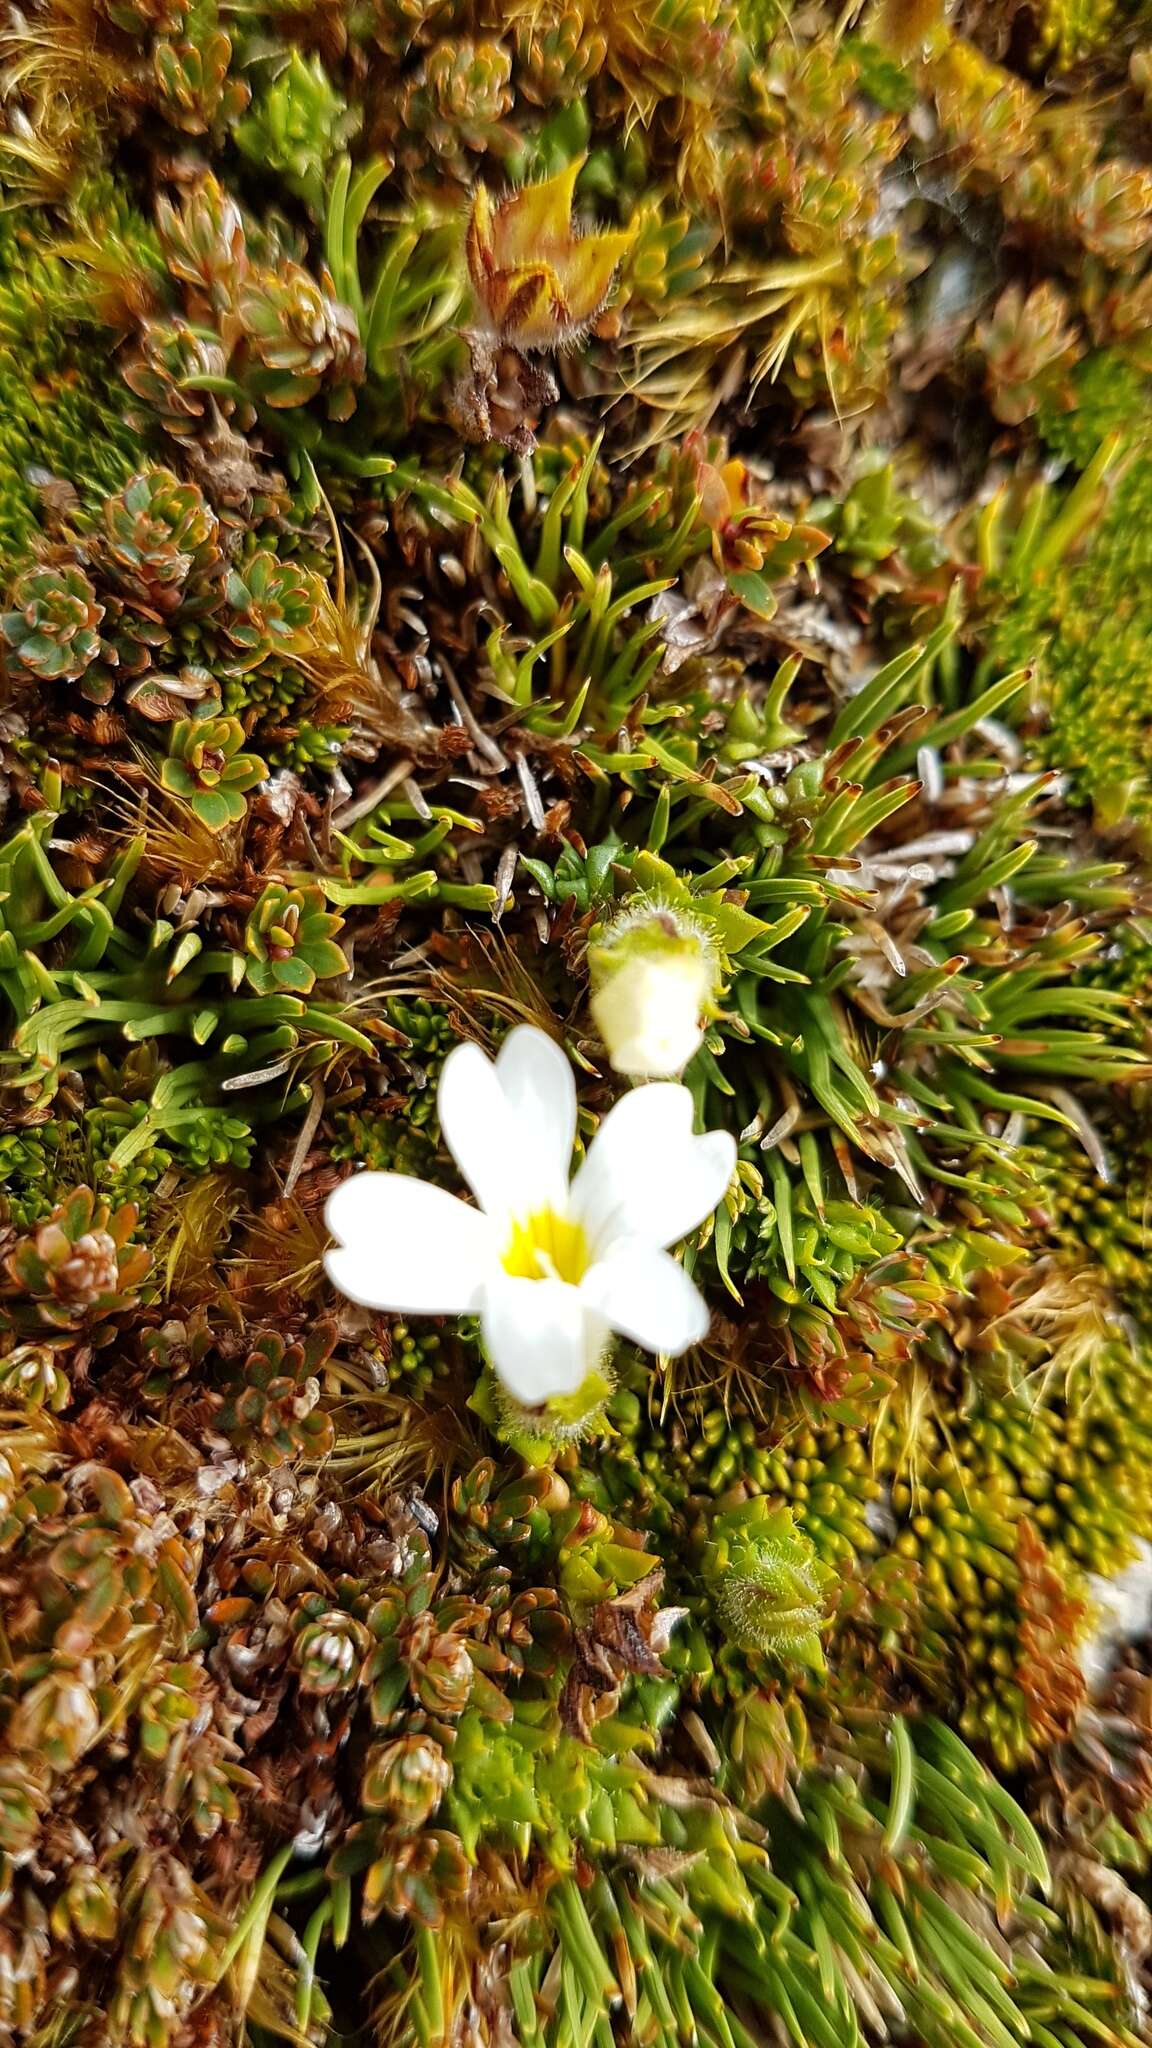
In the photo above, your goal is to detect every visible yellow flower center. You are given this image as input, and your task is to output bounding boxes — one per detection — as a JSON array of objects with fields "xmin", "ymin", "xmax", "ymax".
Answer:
[{"xmin": 502, "ymin": 1209, "xmax": 590, "ymax": 1285}]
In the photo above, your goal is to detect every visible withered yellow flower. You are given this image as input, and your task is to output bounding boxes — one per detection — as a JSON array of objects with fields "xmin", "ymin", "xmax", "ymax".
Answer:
[{"xmin": 465, "ymin": 155, "xmax": 636, "ymax": 351}]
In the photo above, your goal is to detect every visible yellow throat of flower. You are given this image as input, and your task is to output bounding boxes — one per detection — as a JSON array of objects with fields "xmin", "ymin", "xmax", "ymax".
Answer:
[{"xmin": 502, "ymin": 1209, "xmax": 590, "ymax": 1285}]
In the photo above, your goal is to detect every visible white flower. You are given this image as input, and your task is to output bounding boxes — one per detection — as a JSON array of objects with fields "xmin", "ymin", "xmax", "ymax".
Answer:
[
  {"xmin": 589, "ymin": 907, "xmax": 718, "ymax": 1079},
  {"xmin": 324, "ymin": 1024, "xmax": 735, "ymax": 1410}
]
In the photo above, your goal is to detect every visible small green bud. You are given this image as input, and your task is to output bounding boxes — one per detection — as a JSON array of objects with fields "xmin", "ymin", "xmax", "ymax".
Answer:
[{"xmin": 702, "ymin": 1499, "xmax": 833, "ymax": 1672}]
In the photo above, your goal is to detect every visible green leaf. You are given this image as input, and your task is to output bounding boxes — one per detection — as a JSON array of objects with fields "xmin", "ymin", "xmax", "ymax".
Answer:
[
  {"xmin": 272, "ymin": 954, "xmax": 316, "ymax": 992},
  {"xmin": 194, "ymin": 788, "xmax": 242, "ymax": 833},
  {"xmin": 307, "ymin": 938, "xmax": 350, "ymax": 980},
  {"xmin": 706, "ymin": 898, "xmax": 771, "ymax": 954},
  {"xmin": 726, "ymin": 568, "xmax": 778, "ymax": 620}
]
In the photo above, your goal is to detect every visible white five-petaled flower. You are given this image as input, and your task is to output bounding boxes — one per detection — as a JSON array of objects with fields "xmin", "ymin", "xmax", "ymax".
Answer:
[{"xmin": 324, "ymin": 1024, "xmax": 736, "ymax": 1410}]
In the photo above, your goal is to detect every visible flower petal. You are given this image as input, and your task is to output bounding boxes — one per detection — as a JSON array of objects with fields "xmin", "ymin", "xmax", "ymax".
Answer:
[
  {"xmin": 495, "ymin": 1025, "xmax": 577, "ymax": 1212},
  {"xmin": 436, "ymin": 1040, "xmax": 520, "ymax": 1219},
  {"xmin": 487, "ymin": 157, "xmax": 585, "ymax": 268},
  {"xmin": 438, "ymin": 1028, "xmax": 578, "ymax": 1225},
  {"xmin": 324, "ymin": 1172, "xmax": 496, "ymax": 1313},
  {"xmin": 582, "ymin": 1242, "xmax": 710, "ymax": 1356},
  {"xmin": 590, "ymin": 951, "xmax": 707, "ymax": 1078},
  {"xmin": 571, "ymin": 1083, "xmax": 736, "ymax": 1253},
  {"xmin": 480, "ymin": 1271, "xmax": 607, "ymax": 1407}
]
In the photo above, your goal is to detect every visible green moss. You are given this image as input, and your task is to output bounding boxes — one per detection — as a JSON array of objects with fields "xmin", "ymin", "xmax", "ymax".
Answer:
[
  {"xmin": 1038, "ymin": 352, "xmax": 1152, "ymax": 467},
  {"xmin": 0, "ymin": 223, "xmax": 153, "ymax": 562},
  {"xmin": 988, "ymin": 443, "xmax": 1152, "ymax": 834}
]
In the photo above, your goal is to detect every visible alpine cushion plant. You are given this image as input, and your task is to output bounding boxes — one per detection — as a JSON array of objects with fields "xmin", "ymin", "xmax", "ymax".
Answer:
[
  {"xmin": 325, "ymin": 1024, "xmax": 735, "ymax": 1411},
  {"xmin": 243, "ymin": 882, "xmax": 348, "ymax": 993},
  {"xmin": 159, "ymin": 700, "xmax": 267, "ymax": 829},
  {"xmin": 6, "ymin": 2, "xmax": 1152, "ymax": 2045},
  {"xmin": 3, "ymin": 1187, "xmax": 151, "ymax": 1337},
  {"xmin": 223, "ymin": 549, "xmax": 320, "ymax": 661},
  {"xmin": 98, "ymin": 466, "xmax": 222, "ymax": 615},
  {"xmin": 1, "ymin": 562, "xmax": 104, "ymax": 681}
]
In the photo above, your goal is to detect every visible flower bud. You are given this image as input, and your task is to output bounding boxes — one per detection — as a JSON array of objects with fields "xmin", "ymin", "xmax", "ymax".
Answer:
[
  {"xmin": 702, "ymin": 1501, "xmax": 832, "ymax": 1672},
  {"xmin": 589, "ymin": 906, "xmax": 718, "ymax": 1078}
]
